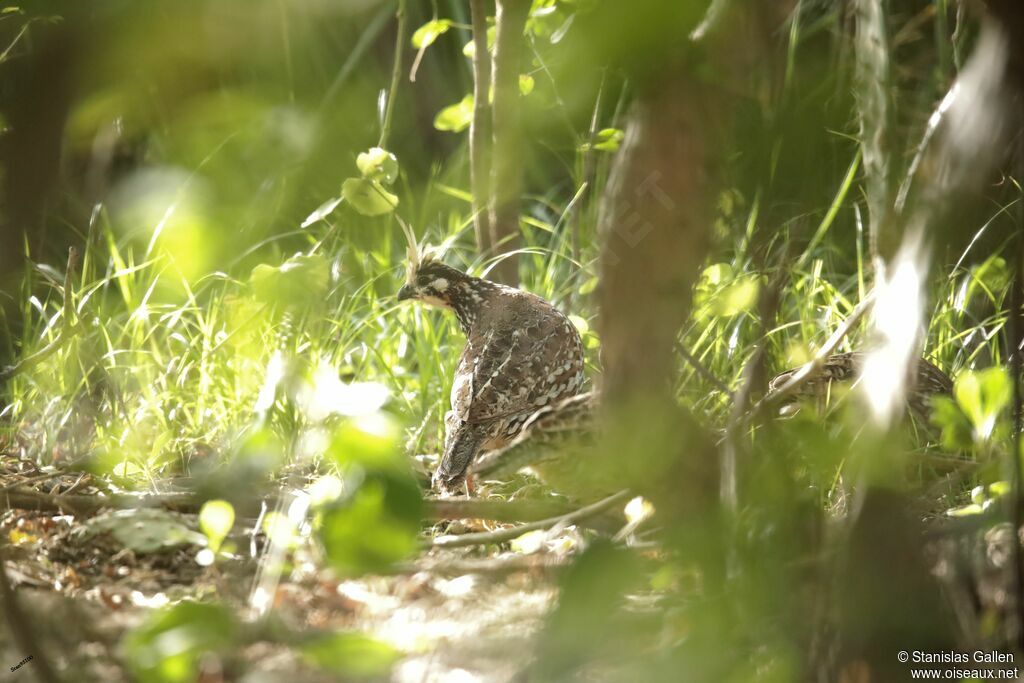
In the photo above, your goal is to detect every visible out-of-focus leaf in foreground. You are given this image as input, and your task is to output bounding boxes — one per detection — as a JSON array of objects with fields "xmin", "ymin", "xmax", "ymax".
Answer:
[
  {"xmin": 249, "ymin": 253, "xmax": 329, "ymax": 308},
  {"xmin": 317, "ymin": 414, "xmax": 422, "ymax": 574},
  {"xmin": 300, "ymin": 631, "xmax": 401, "ymax": 678},
  {"xmin": 124, "ymin": 602, "xmax": 238, "ymax": 683}
]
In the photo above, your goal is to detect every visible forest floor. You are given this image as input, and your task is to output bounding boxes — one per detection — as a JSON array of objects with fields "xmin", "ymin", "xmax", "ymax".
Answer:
[{"xmin": 0, "ymin": 457, "xmax": 588, "ymax": 682}]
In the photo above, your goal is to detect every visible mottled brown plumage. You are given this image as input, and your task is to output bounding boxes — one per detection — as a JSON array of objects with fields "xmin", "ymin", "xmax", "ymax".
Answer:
[
  {"xmin": 397, "ymin": 259, "xmax": 585, "ymax": 493},
  {"xmin": 471, "ymin": 391, "xmax": 597, "ymax": 479},
  {"xmin": 768, "ymin": 351, "xmax": 953, "ymax": 418}
]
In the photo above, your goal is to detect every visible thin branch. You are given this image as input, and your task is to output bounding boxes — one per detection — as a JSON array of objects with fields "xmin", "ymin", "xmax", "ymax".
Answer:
[
  {"xmin": 855, "ymin": 0, "xmax": 896, "ymax": 264},
  {"xmin": 469, "ymin": 0, "xmax": 493, "ymax": 255},
  {"xmin": 378, "ymin": 0, "xmax": 407, "ymax": 150},
  {"xmin": 742, "ymin": 291, "xmax": 876, "ymax": 426},
  {"xmin": 398, "ymin": 552, "xmax": 574, "ymax": 576},
  {"xmin": 721, "ymin": 255, "xmax": 791, "ymax": 510},
  {"xmin": 428, "ymin": 489, "xmax": 629, "ymax": 549}
]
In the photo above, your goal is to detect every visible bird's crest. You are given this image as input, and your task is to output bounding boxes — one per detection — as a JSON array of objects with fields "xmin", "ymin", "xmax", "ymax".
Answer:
[{"xmin": 398, "ymin": 216, "xmax": 442, "ymax": 285}]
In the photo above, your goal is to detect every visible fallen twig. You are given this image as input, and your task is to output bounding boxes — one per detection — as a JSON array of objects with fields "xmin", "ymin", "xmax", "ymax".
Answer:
[
  {"xmin": 0, "ymin": 472, "xmax": 67, "ymax": 495},
  {"xmin": 397, "ymin": 552, "xmax": 574, "ymax": 576},
  {"xmin": 424, "ymin": 496, "xmax": 576, "ymax": 524},
  {"xmin": 0, "ymin": 487, "xmax": 200, "ymax": 516},
  {"xmin": 428, "ymin": 489, "xmax": 630, "ymax": 549},
  {"xmin": 2, "ymin": 484, "xmax": 585, "ymax": 526}
]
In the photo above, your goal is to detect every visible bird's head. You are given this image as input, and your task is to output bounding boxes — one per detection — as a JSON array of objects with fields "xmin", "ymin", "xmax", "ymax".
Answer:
[{"xmin": 396, "ymin": 258, "xmax": 469, "ymax": 308}]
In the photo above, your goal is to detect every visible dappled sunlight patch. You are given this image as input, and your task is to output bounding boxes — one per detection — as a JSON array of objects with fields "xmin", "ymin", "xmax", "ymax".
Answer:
[
  {"xmin": 294, "ymin": 363, "xmax": 389, "ymax": 421},
  {"xmin": 860, "ymin": 234, "xmax": 928, "ymax": 427}
]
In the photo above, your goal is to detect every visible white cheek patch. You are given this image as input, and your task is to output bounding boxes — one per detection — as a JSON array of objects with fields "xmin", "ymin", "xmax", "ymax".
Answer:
[
  {"xmin": 431, "ymin": 278, "xmax": 449, "ymax": 292},
  {"xmin": 421, "ymin": 295, "xmax": 450, "ymax": 308}
]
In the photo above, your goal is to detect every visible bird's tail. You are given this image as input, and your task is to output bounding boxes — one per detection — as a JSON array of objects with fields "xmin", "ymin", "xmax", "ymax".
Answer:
[{"xmin": 433, "ymin": 421, "xmax": 491, "ymax": 492}]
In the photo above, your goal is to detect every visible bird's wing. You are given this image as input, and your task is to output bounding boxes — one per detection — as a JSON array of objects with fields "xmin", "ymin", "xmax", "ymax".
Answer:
[{"xmin": 451, "ymin": 313, "xmax": 583, "ymax": 425}]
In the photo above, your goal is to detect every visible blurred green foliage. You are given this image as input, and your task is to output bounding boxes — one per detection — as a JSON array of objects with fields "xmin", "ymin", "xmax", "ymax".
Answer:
[
  {"xmin": 1, "ymin": 0, "xmax": 1022, "ymax": 680},
  {"xmin": 124, "ymin": 602, "xmax": 238, "ymax": 683}
]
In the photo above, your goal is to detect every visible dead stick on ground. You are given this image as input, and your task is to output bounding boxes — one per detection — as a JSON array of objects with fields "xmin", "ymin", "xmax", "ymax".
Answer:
[
  {"xmin": 0, "ymin": 472, "xmax": 65, "ymax": 495},
  {"xmin": 396, "ymin": 553, "xmax": 574, "ymax": 576},
  {"xmin": 429, "ymin": 489, "xmax": 630, "ymax": 549},
  {"xmin": 2, "ymin": 485, "xmax": 581, "ymax": 525}
]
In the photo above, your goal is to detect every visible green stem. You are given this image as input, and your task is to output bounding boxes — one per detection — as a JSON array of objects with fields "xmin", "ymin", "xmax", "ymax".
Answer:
[{"xmin": 379, "ymin": 0, "xmax": 407, "ymax": 149}]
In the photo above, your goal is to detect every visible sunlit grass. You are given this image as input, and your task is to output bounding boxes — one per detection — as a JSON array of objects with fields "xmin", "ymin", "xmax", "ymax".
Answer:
[
  {"xmin": 2, "ymin": 139, "xmax": 1015, "ymax": 517},
  {"xmin": 7, "ymin": 179, "xmax": 1013, "ymax": 501}
]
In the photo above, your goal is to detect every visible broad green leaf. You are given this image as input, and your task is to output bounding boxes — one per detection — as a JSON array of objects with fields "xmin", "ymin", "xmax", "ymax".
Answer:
[
  {"xmin": 712, "ymin": 277, "xmax": 760, "ymax": 317},
  {"xmin": 198, "ymin": 500, "xmax": 235, "ymax": 554},
  {"xmin": 341, "ymin": 177, "xmax": 399, "ymax": 216},
  {"xmin": 250, "ymin": 253, "xmax": 330, "ymax": 306},
  {"xmin": 81, "ymin": 508, "xmax": 205, "ymax": 554},
  {"xmin": 958, "ymin": 256, "xmax": 1009, "ymax": 311},
  {"xmin": 929, "ymin": 395, "xmax": 974, "ymax": 451},
  {"xmin": 317, "ymin": 415, "xmax": 420, "ymax": 574},
  {"xmin": 434, "ymin": 94, "xmax": 474, "ymax": 133},
  {"xmin": 356, "ymin": 147, "xmax": 399, "ymax": 184},
  {"xmin": 301, "ymin": 632, "xmax": 400, "ymax": 678},
  {"xmin": 124, "ymin": 602, "xmax": 237, "ymax": 683},
  {"xmin": 327, "ymin": 413, "xmax": 402, "ymax": 468},
  {"xmin": 411, "ymin": 18, "xmax": 452, "ymax": 49},
  {"xmin": 954, "ymin": 367, "xmax": 1010, "ymax": 441},
  {"xmin": 318, "ymin": 469, "xmax": 422, "ymax": 574}
]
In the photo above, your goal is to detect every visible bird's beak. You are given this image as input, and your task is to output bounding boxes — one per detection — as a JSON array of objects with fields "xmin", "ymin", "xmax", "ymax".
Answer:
[{"xmin": 397, "ymin": 284, "xmax": 415, "ymax": 301}]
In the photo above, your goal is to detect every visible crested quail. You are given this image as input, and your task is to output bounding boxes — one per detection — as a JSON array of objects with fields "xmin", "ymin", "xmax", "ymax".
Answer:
[
  {"xmin": 768, "ymin": 351, "xmax": 953, "ymax": 418},
  {"xmin": 397, "ymin": 257, "xmax": 585, "ymax": 494}
]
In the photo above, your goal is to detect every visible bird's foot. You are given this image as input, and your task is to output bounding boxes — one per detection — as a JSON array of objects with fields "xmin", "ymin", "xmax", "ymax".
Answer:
[{"xmin": 432, "ymin": 470, "xmax": 473, "ymax": 497}]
